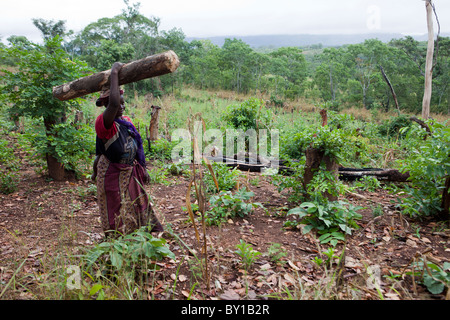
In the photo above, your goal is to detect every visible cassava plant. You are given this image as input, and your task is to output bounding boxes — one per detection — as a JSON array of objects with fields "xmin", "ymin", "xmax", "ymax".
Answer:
[{"xmin": 396, "ymin": 120, "xmax": 450, "ymax": 220}]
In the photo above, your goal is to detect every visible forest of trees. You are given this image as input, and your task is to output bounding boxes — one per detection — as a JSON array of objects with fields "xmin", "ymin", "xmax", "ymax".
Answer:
[{"xmin": 1, "ymin": 1, "xmax": 449, "ymax": 115}]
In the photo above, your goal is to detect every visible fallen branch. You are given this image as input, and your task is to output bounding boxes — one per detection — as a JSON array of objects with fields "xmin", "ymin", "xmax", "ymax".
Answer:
[
  {"xmin": 410, "ymin": 116, "xmax": 431, "ymax": 135},
  {"xmin": 206, "ymin": 155, "xmax": 410, "ymax": 182}
]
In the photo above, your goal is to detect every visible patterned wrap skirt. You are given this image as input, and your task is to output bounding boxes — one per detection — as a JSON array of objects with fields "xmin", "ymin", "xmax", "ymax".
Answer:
[{"xmin": 96, "ymin": 154, "xmax": 162, "ymax": 236}]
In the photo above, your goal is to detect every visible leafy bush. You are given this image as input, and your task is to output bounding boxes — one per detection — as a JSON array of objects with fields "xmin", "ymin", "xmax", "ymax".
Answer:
[
  {"xmin": 1, "ymin": 37, "xmax": 93, "ymax": 179},
  {"xmin": 22, "ymin": 122, "xmax": 95, "ymax": 177},
  {"xmin": 222, "ymin": 97, "xmax": 273, "ymax": 130},
  {"xmin": 0, "ymin": 171, "xmax": 18, "ymax": 194},
  {"xmin": 148, "ymin": 138, "xmax": 179, "ymax": 161},
  {"xmin": 272, "ymin": 160, "xmax": 306, "ymax": 203},
  {"xmin": 83, "ymin": 226, "xmax": 175, "ymax": 274},
  {"xmin": 203, "ymin": 161, "xmax": 241, "ymax": 194},
  {"xmin": 396, "ymin": 121, "xmax": 450, "ymax": 218},
  {"xmin": 280, "ymin": 124, "xmax": 364, "ymax": 167},
  {"xmin": 273, "ymin": 160, "xmax": 347, "ymax": 204},
  {"xmin": 378, "ymin": 114, "xmax": 412, "ymax": 138},
  {"xmin": 0, "ymin": 138, "xmax": 20, "ymax": 194},
  {"xmin": 353, "ymin": 175, "xmax": 382, "ymax": 192},
  {"xmin": 205, "ymin": 188, "xmax": 263, "ymax": 226},
  {"xmin": 286, "ymin": 200, "xmax": 363, "ymax": 246}
]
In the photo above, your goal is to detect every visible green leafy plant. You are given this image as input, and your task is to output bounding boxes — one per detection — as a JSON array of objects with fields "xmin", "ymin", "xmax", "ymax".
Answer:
[
  {"xmin": 0, "ymin": 171, "xmax": 18, "ymax": 194},
  {"xmin": 378, "ymin": 114, "xmax": 412, "ymax": 138},
  {"xmin": 205, "ymin": 188, "xmax": 263, "ymax": 226},
  {"xmin": 163, "ymin": 162, "xmax": 188, "ymax": 177},
  {"xmin": 1, "ymin": 36, "xmax": 93, "ymax": 180},
  {"xmin": 353, "ymin": 175, "xmax": 382, "ymax": 192},
  {"xmin": 408, "ymin": 259, "xmax": 450, "ymax": 295},
  {"xmin": 203, "ymin": 161, "xmax": 241, "ymax": 194},
  {"xmin": 286, "ymin": 200, "xmax": 363, "ymax": 246},
  {"xmin": 222, "ymin": 97, "xmax": 273, "ymax": 131},
  {"xmin": 266, "ymin": 242, "xmax": 287, "ymax": 264},
  {"xmin": 396, "ymin": 121, "xmax": 450, "ymax": 218},
  {"xmin": 272, "ymin": 160, "xmax": 307, "ymax": 203},
  {"xmin": 305, "ymin": 168, "xmax": 348, "ymax": 203},
  {"xmin": 21, "ymin": 121, "xmax": 95, "ymax": 178},
  {"xmin": 322, "ymin": 247, "xmax": 339, "ymax": 267},
  {"xmin": 0, "ymin": 137, "xmax": 20, "ymax": 194},
  {"xmin": 83, "ymin": 226, "xmax": 175, "ymax": 274},
  {"xmin": 146, "ymin": 166, "xmax": 170, "ymax": 185},
  {"xmin": 234, "ymin": 239, "xmax": 261, "ymax": 270},
  {"xmin": 148, "ymin": 138, "xmax": 179, "ymax": 161}
]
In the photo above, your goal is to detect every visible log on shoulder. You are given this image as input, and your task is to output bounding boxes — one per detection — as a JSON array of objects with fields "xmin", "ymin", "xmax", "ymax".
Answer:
[{"xmin": 53, "ymin": 50, "xmax": 180, "ymax": 101}]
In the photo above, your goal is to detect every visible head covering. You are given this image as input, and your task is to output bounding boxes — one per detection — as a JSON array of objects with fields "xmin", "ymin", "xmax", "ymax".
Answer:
[{"xmin": 96, "ymin": 88, "xmax": 124, "ymax": 107}]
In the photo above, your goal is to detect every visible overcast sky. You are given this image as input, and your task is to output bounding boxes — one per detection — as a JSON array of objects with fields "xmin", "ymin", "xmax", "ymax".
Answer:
[{"xmin": 1, "ymin": 0, "xmax": 449, "ymax": 43}]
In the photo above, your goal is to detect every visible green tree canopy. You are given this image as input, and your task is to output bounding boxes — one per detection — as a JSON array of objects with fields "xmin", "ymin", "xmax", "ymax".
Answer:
[{"xmin": 1, "ymin": 36, "xmax": 94, "ymax": 179}]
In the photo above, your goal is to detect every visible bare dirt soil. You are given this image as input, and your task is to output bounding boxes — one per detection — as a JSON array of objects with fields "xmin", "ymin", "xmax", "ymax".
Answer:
[{"xmin": 1, "ymin": 152, "xmax": 449, "ymax": 301}]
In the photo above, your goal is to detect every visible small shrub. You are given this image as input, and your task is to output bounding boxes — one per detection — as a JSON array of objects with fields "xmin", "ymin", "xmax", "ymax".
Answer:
[
  {"xmin": 83, "ymin": 226, "xmax": 175, "ymax": 275},
  {"xmin": 266, "ymin": 243, "xmax": 287, "ymax": 264},
  {"xmin": 0, "ymin": 170, "xmax": 18, "ymax": 194},
  {"xmin": 408, "ymin": 259, "xmax": 450, "ymax": 295},
  {"xmin": 396, "ymin": 121, "xmax": 450, "ymax": 218},
  {"xmin": 204, "ymin": 161, "xmax": 241, "ymax": 194},
  {"xmin": 146, "ymin": 166, "xmax": 170, "ymax": 185},
  {"xmin": 205, "ymin": 188, "xmax": 263, "ymax": 226},
  {"xmin": 286, "ymin": 200, "xmax": 363, "ymax": 246},
  {"xmin": 234, "ymin": 239, "xmax": 261, "ymax": 270},
  {"xmin": 222, "ymin": 97, "xmax": 273, "ymax": 130},
  {"xmin": 148, "ymin": 138, "xmax": 179, "ymax": 161},
  {"xmin": 378, "ymin": 114, "xmax": 412, "ymax": 138},
  {"xmin": 0, "ymin": 137, "xmax": 20, "ymax": 194},
  {"xmin": 353, "ymin": 176, "xmax": 382, "ymax": 192}
]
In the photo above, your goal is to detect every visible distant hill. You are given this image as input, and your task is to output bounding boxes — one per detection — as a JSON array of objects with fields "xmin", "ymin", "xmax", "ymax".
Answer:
[{"xmin": 186, "ymin": 33, "xmax": 450, "ymax": 49}]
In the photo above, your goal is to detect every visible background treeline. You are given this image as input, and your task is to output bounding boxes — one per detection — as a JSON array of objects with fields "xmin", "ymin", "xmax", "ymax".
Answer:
[{"xmin": 1, "ymin": 1, "xmax": 449, "ymax": 114}]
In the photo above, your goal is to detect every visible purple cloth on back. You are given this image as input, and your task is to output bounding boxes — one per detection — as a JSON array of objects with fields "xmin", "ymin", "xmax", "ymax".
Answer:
[{"xmin": 115, "ymin": 118, "xmax": 146, "ymax": 168}]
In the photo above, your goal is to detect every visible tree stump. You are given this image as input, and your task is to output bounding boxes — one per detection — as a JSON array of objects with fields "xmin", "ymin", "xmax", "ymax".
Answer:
[
  {"xmin": 303, "ymin": 147, "xmax": 339, "ymax": 201},
  {"xmin": 303, "ymin": 109, "xmax": 339, "ymax": 201},
  {"xmin": 145, "ymin": 105, "xmax": 161, "ymax": 153},
  {"xmin": 149, "ymin": 105, "xmax": 161, "ymax": 141}
]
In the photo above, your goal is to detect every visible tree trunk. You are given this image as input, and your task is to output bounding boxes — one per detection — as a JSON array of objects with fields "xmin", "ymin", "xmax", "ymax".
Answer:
[
  {"xmin": 422, "ymin": 0, "xmax": 435, "ymax": 120},
  {"xmin": 380, "ymin": 65, "xmax": 400, "ymax": 114},
  {"xmin": 46, "ymin": 153, "xmax": 66, "ymax": 181},
  {"xmin": 53, "ymin": 50, "xmax": 180, "ymax": 101},
  {"xmin": 338, "ymin": 168, "xmax": 410, "ymax": 182},
  {"xmin": 44, "ymin": 118, "xmax": 66, "ymax": 181},
  {"xmin": 320, "ymin": 109, "xmax": 328, "ymax": 127}
]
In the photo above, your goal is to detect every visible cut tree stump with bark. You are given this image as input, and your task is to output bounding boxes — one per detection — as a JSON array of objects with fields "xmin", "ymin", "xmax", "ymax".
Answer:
[
  {"xmin": 145, "ymin": 105, "xmax": 161, "ymax": 153},
  {"xmin": 303, "ymin": 147, "xmax": 339, "ymax": 201},
  {"xmin": 52, "ymin": 50, "xmax": 180, "ymax": 101},
  {"xmin": 149, "ymin": 105, "xmax": 161, "ymax": 141}
]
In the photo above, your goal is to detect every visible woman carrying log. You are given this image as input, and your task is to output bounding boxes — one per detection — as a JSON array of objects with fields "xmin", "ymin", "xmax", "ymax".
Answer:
[{"xmin": 92, "ymin": 62, "xmax": 163, "ymax": 237}]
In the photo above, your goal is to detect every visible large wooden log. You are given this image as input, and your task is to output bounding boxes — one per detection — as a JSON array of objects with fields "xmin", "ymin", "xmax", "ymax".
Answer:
[{"xmin": 52, "ymin": 50, "xmax": 180, "ymax": 101}]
